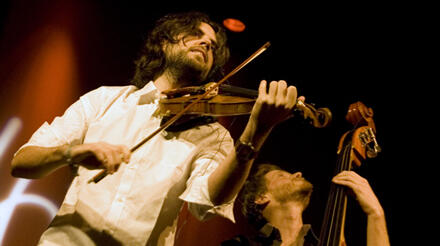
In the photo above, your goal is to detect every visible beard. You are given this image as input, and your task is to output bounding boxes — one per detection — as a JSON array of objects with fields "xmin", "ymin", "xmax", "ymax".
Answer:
[
  {"xmin": 272, "ymin": 178, "xmax": 314, "ymax": 206},
  {"xmin": 163, "ymin": 48, "xmax": 210, "ymax": 87}
]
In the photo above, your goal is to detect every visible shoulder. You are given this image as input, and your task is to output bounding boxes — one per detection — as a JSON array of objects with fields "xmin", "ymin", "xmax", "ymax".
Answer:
[
  {"xmin": 81, "ymin": 85, "xmax": 137, "ymax": 101},
  {"xmin": 78, "ymin": 85, "xmax": 138, "ymax": 114}
]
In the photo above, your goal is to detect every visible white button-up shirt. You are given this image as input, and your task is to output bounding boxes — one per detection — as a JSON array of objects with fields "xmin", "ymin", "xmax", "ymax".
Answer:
[{"xmin": 19, "ymin": 82, "xmax": 235, "ymax": 246}]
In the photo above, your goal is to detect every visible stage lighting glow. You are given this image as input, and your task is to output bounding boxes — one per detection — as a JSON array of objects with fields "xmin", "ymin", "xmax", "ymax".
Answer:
[
  {"xmin": 223, "ymin": 18, "xmax": 246, "ymax": 32},
  {"xmin": 0, "ymin": 117, "xmax": 58, "ymax": 245}
]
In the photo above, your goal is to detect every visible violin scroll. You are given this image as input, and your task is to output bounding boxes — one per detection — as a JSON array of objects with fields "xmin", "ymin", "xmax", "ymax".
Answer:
[{"xmin": 295, "ymin": 100, "xmax": 332, "ymax": 128}]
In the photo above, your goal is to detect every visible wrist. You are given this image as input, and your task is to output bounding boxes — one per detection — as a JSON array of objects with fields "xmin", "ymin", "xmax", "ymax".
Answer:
[
  {"xmin": 241, "ymin": 120, "xmax": 273, "ymax": 144},
  {"xmin": 63, "ymin": 144, "xmax": 78, "ymax": 167},
  {"xmin": 235, "ymin": 139, "xmax": 259, "ymax": 163},
  {"xmin": 367, "ymin": 206, "xmax": 385, "ymax": 219}
]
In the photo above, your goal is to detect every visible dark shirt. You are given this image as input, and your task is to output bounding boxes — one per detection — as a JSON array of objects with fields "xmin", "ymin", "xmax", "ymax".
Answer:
[{"xmin": 221, "ymin": 224, "xmax": 319, "ymax": 246}]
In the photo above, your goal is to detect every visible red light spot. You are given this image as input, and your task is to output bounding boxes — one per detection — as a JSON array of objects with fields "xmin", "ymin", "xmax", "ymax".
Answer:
[{"xmin": 223, "ymin": 18, "xmax": 246, "ymax": 32}]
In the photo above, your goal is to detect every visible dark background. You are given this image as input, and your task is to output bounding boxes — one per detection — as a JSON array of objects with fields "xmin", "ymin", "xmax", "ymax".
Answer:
[{"xmin": 1, "ymin": 1, "xmax": 425, "ymax": 245}]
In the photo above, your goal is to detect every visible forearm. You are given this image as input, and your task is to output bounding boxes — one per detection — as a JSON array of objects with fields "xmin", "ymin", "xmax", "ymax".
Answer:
[
  {"xmin": 208, "ymin": 121, "xmax": 273, "ymax": 205},
  {"xmin": 11, "ymin": 145, "xmax": 71, "ymax": 179},
  {"xmin": 366, "ymin": 208, "xmax": 390, "ymax": 246},
  {"xmin": 208, "ymin": 80, "xmax": 298, "ymax": 205}
]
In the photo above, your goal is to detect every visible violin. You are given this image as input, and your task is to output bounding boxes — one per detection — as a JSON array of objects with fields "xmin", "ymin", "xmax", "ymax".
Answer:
[
  {"xmin": 89, "ymin": 42, "xmax": 330, "ymax": 183},
  {"xmin": 318, "ymin": 101, "xmax": 381, "ymax": 246},
  {"xmin": 159, "ymin": 82, "xmax": 332, "ymax": 128}
]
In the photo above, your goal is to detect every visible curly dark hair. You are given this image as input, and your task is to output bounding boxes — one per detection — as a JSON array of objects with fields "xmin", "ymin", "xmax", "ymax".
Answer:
[
  {"xmin": 131, "ymin": 11, "xmax": 230, "ymax": 88},
  {"xmin": 240, "ymin": 163, "xmax": 282, "ymax": 229}
]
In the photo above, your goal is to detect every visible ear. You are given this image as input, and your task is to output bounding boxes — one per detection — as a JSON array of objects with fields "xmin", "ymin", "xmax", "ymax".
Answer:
[{"xmin": 254, "ymin": 194, "xmax": 270, "ymax": 205}]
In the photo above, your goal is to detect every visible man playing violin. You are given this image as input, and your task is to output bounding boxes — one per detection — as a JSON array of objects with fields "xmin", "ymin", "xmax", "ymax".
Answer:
[
  {"xmin": 222, "ymin": 164, "xmax": 390, "ymax": 246},
  {"xmin": 11, "ymin": 11, "xmax": 300, "ymax": 246}
]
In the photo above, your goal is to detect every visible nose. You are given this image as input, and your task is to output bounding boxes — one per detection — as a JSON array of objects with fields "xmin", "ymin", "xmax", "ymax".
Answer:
[{"xmin": 292, "ymin": 172, "xmax": 302, "ymax": 178}]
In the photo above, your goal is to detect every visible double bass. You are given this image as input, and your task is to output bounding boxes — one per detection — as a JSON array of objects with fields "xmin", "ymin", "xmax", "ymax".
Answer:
[{"xmin": 318, "ymin": 101, "xmax": 381, "ymax": 246}]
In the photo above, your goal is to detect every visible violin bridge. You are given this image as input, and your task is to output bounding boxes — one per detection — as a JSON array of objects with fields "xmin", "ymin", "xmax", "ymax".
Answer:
[{"xmin": 203, "ymin": 82, "xmax": 219, "ymax": 99}]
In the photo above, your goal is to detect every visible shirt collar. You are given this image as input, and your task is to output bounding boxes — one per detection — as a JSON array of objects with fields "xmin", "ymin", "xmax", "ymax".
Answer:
[
  {"xmin": 136, "ymin": 81, "xmax": 160, "ymax": 105},
  {"xmin": 259, "ymin": 223, "xmax": 314, "ymax": 241}
]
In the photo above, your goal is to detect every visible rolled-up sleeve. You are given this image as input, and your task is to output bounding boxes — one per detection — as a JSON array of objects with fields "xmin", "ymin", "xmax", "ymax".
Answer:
[
  {"xmin": 179, "ymin": 126, "xmax": 235, "ymax": 223},
  {"xmin": 17, "ymin": 88, "xmax": 102, "ymax": 150}
]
